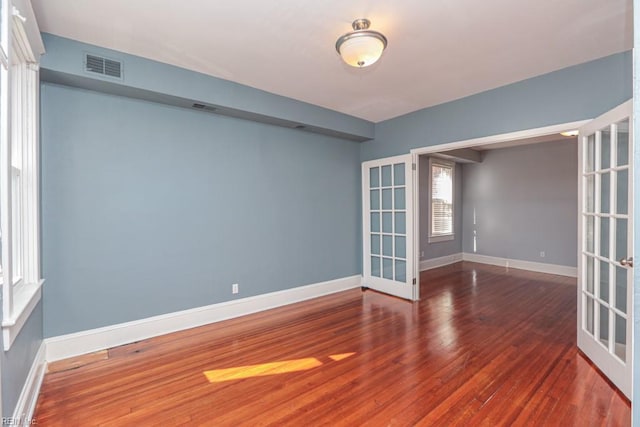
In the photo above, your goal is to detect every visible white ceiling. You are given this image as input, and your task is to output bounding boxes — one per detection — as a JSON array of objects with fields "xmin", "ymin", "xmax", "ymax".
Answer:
[{"xmin": 31, "ymin": 0, "xmax": 632, "ymax": 123}]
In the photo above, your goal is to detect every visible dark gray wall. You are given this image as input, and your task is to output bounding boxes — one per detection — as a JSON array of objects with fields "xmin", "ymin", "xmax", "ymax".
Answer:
[
  {"xmin": 418, "ymin": 156, "xmax": 462, "ymax": 261},
  {"xmin": 461, "ymin": 140, "xmax": 578, "ymax": 266},
  {"xmin": 0, "ymin": 301, "xmax": 42, "ymax": 418},
  {"xmin": 41, "ymin": 83, "xmax": 361, "ymax": 337}
]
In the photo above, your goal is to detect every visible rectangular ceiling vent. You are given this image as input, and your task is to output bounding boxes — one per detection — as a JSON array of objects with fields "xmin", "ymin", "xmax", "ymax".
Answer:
[
  {"xmin": 84, "ymin": 54, "xmax": 123, "ymax": 80},
  {"xmin": 192, "ymin": 103, "xmax": 217, "ymax": 113}
]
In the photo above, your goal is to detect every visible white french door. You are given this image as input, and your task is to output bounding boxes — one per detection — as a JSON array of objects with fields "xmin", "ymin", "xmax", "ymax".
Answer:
[
  {"xmin": 577, "ymin": 100, "xmax": 632, "ymax": 399},
  {"xmin": 362, "ymin": 154, "xmax": 417, "ymax": 301}
]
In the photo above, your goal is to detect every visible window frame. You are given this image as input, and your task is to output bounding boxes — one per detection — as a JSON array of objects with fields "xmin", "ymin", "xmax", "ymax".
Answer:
[
  {"xmin": 0, "ymin": 0, "xmax": 44, "ymax": 351},
  {"xmin": 428, "ymin": 157, "xmax": 455, "ymax": 243}
]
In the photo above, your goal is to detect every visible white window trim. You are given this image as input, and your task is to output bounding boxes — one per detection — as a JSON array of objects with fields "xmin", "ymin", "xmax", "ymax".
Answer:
[
  {"xmin": 428, "ymin": 157, "xmax": 455, "ymax": 243},
  {"xmin": 0, "ymin": 0, "xmax": 44, "ymax": 351}
]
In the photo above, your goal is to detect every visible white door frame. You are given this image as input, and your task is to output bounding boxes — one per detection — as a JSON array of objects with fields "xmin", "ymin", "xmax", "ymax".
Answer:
[
  {"xmin": 409, "ymin": 119, "xmax": 590, "ymax": 278},
  {"xmin": 370, "ymin": 118, "xmax": 596, "ymax": 303},
  {"xmin": 410, "ymin": 120, "xmax": 590, "ymax": 157}
]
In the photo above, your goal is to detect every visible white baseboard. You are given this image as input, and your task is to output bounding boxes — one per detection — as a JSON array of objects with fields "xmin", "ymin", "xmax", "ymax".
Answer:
[
  {"xmin": 45, "ymin": 275, "xmax": 362, "ymax": 362},
  {"xmin": 462, "ymin": 253, "xmax": 577, "ymax": 277},
  {"xmin": 12, "ymin": 342, "xmax": 46, "ymax": 426},
  {"xmin": 419, "ymin": 253, "xmax": 464, "ymax": 271}
]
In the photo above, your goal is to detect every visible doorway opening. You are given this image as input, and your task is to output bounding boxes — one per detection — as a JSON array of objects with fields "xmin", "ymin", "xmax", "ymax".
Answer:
[
  {"xmin": 416, "ymin": 132, "xmax": 579, "ymax": 278},
  {"xmin": 408, "ymin": 102, "xmax": 633, "ymax": 398}
]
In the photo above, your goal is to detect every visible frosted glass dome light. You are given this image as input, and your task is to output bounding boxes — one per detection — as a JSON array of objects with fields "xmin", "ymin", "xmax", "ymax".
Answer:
[{"xmin": 336, "ymin": 19, "xmax": 388, "ymax": 68}]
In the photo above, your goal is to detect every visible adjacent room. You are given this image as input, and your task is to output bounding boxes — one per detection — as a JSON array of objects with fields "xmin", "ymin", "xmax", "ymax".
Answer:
[
  {"xmin": 418, "ymin": 137, "xmax": 578, "ymax": 275},
  {"xmin": 0, "ymin": 0, "xmax": 635, "ymax": 425}
]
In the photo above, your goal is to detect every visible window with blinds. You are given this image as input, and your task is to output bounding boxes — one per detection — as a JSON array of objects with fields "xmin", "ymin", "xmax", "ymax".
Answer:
[{"xmin": 429, "ymin": 159, "xmax": 454, "ymax": 242}]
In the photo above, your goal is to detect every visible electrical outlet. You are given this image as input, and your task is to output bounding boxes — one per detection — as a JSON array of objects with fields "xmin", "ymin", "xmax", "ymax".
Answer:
[
  {"xmin": 540, "ymin": 251, "xmax": 546, "ymax": 258},
  {"xmin": 421, "ymin": 251, "xmax": 424, "ymax": 258},
  {"xmin": 232, "ymin": 283, "xmax": 239, "ymax": 294}
]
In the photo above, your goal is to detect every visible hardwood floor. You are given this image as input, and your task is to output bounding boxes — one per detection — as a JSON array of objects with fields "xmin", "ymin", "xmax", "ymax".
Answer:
[{"xmin": 34, "ymin": 262, "xmax": 631, "ymax": 426}]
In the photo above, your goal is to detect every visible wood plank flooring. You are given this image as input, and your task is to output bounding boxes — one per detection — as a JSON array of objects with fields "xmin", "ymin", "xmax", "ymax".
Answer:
[{"xmin": 34, "ymin": 262, "xmax": 631, "ymax": 426}]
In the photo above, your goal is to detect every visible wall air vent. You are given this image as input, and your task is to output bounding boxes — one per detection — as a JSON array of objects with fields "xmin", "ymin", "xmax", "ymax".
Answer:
[
  {"xmin": 192, "ymin": 103, "xmax": 217, "ymax": 113},
  {"xmin": 84, "ymin": 54, "xmax": 123, "ymax": 80}
]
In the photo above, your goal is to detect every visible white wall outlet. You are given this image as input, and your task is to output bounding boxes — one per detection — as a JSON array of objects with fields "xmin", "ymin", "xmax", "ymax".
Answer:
[
  {"xmin": 232, "ymin": 283, "xmax": 239, "ymax": 294},
  {"xmin": 540, "ymin": 251, "xmax": 546, "ymax": 258},
  {"xmin": 421, "ymin": 251, "xmax": 424, "ymax": 258}
]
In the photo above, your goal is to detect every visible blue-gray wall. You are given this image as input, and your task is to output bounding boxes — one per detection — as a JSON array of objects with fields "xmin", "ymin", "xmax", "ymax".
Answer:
[
  {"xmin": 365, "ymin": 52, "xmax": 631, "ymax": 162},
  {"xmin": 0, "ymin": 300, "xmax": 42, "ymax": 418},
  {"xmin": 461, "ymin": 140, "xmax": 578, "ymax": 267},
  {"xmin": 40, "ymin": 34, "xmax": 374, "ymax": 142},
  {"xmin": 41, "ymin": 83, "xmax": 361, "ymax": 337},
  {"xmin": 418, "ymin": 156, "xmax": 462, "ymax": 261}
]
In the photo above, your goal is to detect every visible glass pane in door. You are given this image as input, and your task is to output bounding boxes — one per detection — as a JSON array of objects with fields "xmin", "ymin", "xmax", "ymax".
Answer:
[
  {"xmin": 600, "ymin": 173, "xmax": 610, "ymax": 213},
  {"xmin": 394, "ymin": 188, "xmax": 405, "ymax": 209},
  {"xmin": 586, "ymin": 134, "xmax": 595, "ymax": 172},
  {"xmin": 586, "ymin": 295, "xmax": 594, "ymax": 335},
  {"xmin": 616, "ymin": 119, "xmax": 629, "ymax": 166},
  {"xmin": 615, "ymin": 219, "xmax": 627, "ymax": 260},
  {"xmin": 395, "ymin": 213, "xmax": 406, "ymax": 234},
  {"xmin": 600, "ymin": 218, "xmax": 609, "ymax": 258},
  {"xmin": 599, "ymin": 261, "xmax": 609, "ymax": 303},
  {"xmin": 586, "ymin": 256, "xmax": 594, "ymax": 294},
  {"xmin": 371, "ymin": 234, "xmax": 380, "ymax": 255},
  {"xmin": 585, "ymin": 175, "xmax": 595, "ymax": 212},
  {"xmin": 395, "ymin": 260, "xmax": 406, "ymax": 282},
  {"xmin": 382, "ymin": 189, "xmax": 392, "ymax": 209},
  {"xmin": 382, "ymin": 257, "xmax": 393, "ymax": 280},
  {"xmin": 615, "ymin": 267, "xmax": 627, "ymax": 314},
  {"xmin": 382, "ymin": 213, "xmax": 392, "ymax": 233},
  {"xmin": 370, "ymin": 167, "xmax": 379, "ymax": 188},
  {"xmin": 371, "ymin": 213, "xmax": 380, "ymax": 232},
  {"xmin": 600, "ymin": 129, "xmax": 611, "ymax": 169},
  {"xmin": 393, "ymin": 163, "xmax": 405, "ymax": 185},
  {"xmin": 616, "ymin": 170, "xmax": 628, "ymax": 215},
  {"xmin": 382, "ymin": 235, "xmax": 392, "ymax": 257},
  {"xmin": 370, "ymin": 190, "xmax": 380, "ymax": 210},
  {"xmin": 599, "ymin": 304, "xmax": 609, "ymax": 347},
  {"xmin": 586, "ymin": 216, "xmax": 595, "ymax": 253},
  {"xmin": 614, "ymin": 314, "xmax": 626, "ymax": 361},
  {"xmin": 395, "ymin": 236, "xmax": 406, "ymax": 258},
  {"xmin": 381, "ymin": 166, "xmax": 392, "ymax": 187},
  {"xmin": 371, "ymin": 256, "xmax": 380, "ymax": 277}
]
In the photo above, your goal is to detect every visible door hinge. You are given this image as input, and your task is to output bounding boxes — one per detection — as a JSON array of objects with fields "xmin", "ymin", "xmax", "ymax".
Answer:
[{"xmin": 412, "ymin": 278, "xmax": 416, "ymax": 285}]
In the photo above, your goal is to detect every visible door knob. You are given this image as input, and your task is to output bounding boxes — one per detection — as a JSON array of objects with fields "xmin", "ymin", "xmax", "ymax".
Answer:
[{"xmin": 620, "ymin": 257, "xmax": 634, "ymax": 267}]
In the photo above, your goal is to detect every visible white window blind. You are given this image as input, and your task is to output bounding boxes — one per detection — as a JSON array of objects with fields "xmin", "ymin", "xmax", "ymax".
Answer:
[{"xmin": 430, "ymin": 160, "xmax": 454, "ymax": 238}]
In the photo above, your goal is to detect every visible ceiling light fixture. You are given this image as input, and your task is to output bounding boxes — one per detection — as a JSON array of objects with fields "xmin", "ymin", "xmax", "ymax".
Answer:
[
  {"xmin": 560, "ymin": 130, "xmax": 579, "ymax": 137},
  {"xmin": 336, "ymin": 19, "xmax": 387, "ymax": 68}
]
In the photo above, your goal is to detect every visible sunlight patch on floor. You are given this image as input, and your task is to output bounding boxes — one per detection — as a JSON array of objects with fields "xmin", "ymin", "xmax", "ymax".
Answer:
[
  {"xmin": 204, "ymin": 353, "xmax": 356, "ymax": 383},
  {"xmin": 328, "ymin": 352, "xmax": 355, "ymax": 361}
]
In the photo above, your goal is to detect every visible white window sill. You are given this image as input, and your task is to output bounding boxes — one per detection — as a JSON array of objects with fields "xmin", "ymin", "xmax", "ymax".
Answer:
[
  {"xmin": 2, "ymin": 279, "xmax": 44, "ymax": 351},
  {"xmin": 429, "ymin": 234, "xmax": 455, "ymax": 243}
]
